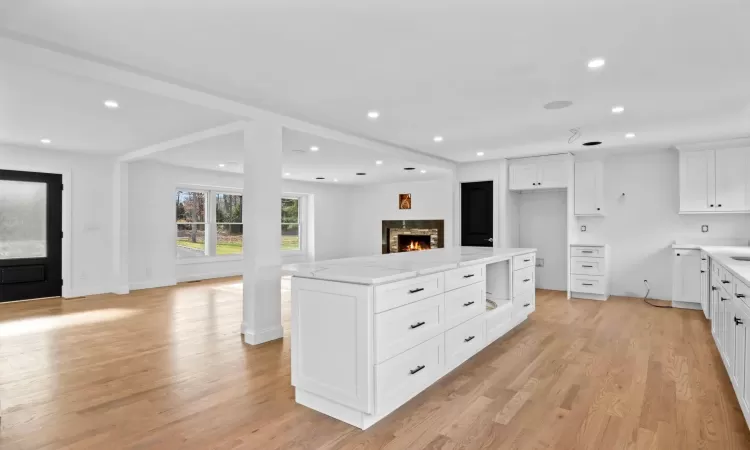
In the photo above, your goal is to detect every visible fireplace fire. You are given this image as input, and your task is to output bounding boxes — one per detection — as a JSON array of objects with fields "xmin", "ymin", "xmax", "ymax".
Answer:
[{"xmin": 398, "ymin": 235, "xmax": 431, "ymax": 252}]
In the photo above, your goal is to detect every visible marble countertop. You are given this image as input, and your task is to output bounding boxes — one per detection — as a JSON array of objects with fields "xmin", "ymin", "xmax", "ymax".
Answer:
[
  {"xmin": 671, "ymin": 243, "xmax": 750, "ymax": 286},
  {"xmin": 283, "ymin": 246, "xmax": 536, "ymax": 285}
]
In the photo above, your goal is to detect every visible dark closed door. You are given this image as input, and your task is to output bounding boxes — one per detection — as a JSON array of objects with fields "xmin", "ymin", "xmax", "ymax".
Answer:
[
  {"xmin": 0, "ymin": 169, "xmax": 63, "ymax": 302},
  {"xmin": 461, "ymin": 181, "xmax": 494, "ymax": 247}
]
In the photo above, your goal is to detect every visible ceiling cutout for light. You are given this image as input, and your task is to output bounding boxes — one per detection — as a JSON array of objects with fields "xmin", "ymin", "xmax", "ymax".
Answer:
[
  {"xmin": 625, "ymin": 133, "xmax": 636, "ymax": 138},
  {"xmin": 582, "ymin": 141, "xmax": 602, "ymax": 146},
  {"xmin": 433, "ymin": 136, "xmax": 443, "ymax": 142},
  {"xmin": 587, "ymin": 58, "xmax": 606, "ymax": 69},
  {"xmin": 40, "ymin": 138, "xmax": 51, "ymax": 144},
  {"xmin": 104, "ymin": 99, "xmax": 119, "ymax": 109},
  {"xmin": 375, "ymin": 160, "xmax": 383, "ymax": 165},
  {"xmin": 367, "ymin": 110, "xmax": 379, "ymax": 119},
  {"xmin": 218, "ymin": 163, "xmax": 225, "ymax": 168},
  {"xmin": 476, "ymin": 152, "xmax": 484, "ymax": 157},
  {"xmin": 284, "ymin": 172, "xmax": 291, "ymax": 176},
  {"xmin": 611, "ymin": 106, "xmax": 625, "ymax": 114},
  {"xmin": 309, "ymin": 146, "xmax": 319, "ymax": 152},
  {"xmin": 543, "ymin": 100, "xmax": 573, "ymax": 110},
  {"xmin": 420, "ymin": 170, "xmax": 427, "ymax": 174}
]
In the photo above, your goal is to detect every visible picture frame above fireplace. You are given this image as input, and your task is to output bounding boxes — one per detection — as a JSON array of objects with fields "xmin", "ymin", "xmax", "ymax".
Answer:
[{"xmin": 399, "ymin": 193, "xmax": 411, "ymax": 210}]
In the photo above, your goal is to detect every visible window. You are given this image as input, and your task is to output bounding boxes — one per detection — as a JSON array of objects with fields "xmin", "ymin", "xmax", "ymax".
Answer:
[
  {"xmin": 281, "ymin": 197, "xmax": 300, "ymax": 251},
  {"xmin": 176, "ymin": 189, "xmax": 242, "ymax": 259}
]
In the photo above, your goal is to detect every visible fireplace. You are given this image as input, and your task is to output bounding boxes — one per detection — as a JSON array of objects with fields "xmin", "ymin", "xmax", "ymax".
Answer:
[
  {"xmin": 382, "ymin": 220, "xmax": 444, "ymax": 254},
  {"xmin": 398, "ymin": 235, "xmax": 431, "ymax": 252}
]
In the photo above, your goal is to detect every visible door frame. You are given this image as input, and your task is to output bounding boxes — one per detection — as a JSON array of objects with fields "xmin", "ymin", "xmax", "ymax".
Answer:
[{"xmin": 1, "ymin": 163, "xmax": 72, "ymax": 298}]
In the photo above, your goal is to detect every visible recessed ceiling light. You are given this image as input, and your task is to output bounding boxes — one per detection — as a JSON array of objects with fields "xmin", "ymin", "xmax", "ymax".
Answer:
[
  {"xmin": 310, "ymin": 146, "xmax": 319, "ymax": 152},
  {"xmin": 420, "ymin": 170, "xmax": 427, "ymax": 174},
  {"xmin": 284, "ymin": 172, "xmax": 291, "ymax": 176},
  {"xmin": 333, "ymin": 178, "xmax": 339, "ymax": 182},
  {"xmin": 587, "ymin": 58, "xmax": 606, "ymax": 69},
  {"xmin": 375, "ymin": 160, "xmax": 383, "ymax": 165},
  {"xmin": 582, "ymin": 141, "xmax": 602, "ymax": 146},
  {"xmin": 367, "ymin": 110, "xmax": 380, "ymax": 119},
  {"xmin": 625, "ymin": 133, "xmax": 636, "ymax": 138},
  {"xmin": 40, "ymin": 138, "xmax": 51, "ymax": 144},
  {"xmin": 477, "ymin": 151, "xmax": 484, "ymax": 157},
  {"xmin": 611, "ymin": 106, "xmax": 625, "ymax": 114},
  {"xmin": 433, "ymin": 136, "xmax": 444, "ymax": 143},
  {"xmin": 104, "ymin": 100, "xmax": 119, "ymax": 109},
  {"xmin": 218, "ymin": 163, "xmax": 225, "ymax": 168}
]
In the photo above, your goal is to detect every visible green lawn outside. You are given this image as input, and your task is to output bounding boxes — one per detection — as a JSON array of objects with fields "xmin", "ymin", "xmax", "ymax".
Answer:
[{"xmin": 177, "ymin": 236, "xmax": 299, "ymax": 253}]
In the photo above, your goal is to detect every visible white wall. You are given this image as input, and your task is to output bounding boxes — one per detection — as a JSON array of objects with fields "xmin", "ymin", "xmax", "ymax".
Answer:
[
  {"xmin": 349, "ymin": 177, "xmax": 455, "ymax": 256},
  {"xmin": 574, "ymin": 148, "xmax": 750, "ymax": 300},
  {"xmin": 128, "ymin": 161, "xmax": 355, "ymax": 289},
  {"xmin": 517, "ymin": 190, "xmax": 568, "ymax": 290},
  {"xmin": 0, "ymin": 144, "xmax": 116, "ymax": 297}
]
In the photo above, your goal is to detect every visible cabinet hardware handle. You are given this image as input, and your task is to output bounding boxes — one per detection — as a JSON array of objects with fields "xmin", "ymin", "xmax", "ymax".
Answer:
[
  {"xmin": 722, "ymin": 280, "xmax": 730, "ymax": 284},
  {"xmin": 702, "ymin": 258, "xmax": 707, "ymax": 261},
  {"xmin": 701, "ymin": 270, "xmax": 705, "ymax": 273},
  {"xmin": 735, "ymin": 317, "xmax": 744, "ymax": 325},
  {"xmin": 538, "ymin": 182, "xmax": 542, "ymax": 185},
  {"xmin": 523, "ymin": 259, "xmax": 531, "ymax": 262},
  {"xmin": 463, "ymin": 301, "xmax": 475, "ymax": 307},
  {"xmin": 582, "ymin": 283, "xmax": 593, "ymax": 286},
  {"xmin": 463, "ymin": 274, "xmax": 475, "ymax": 279},
  {"xmin": 596, "ymin": 207, "xmax": 601, "ymax": 211},
  {"xmin": 410, "ymin": 321, "xmax": 426, "ymax": 329},
  {"xmin": 409, "ymin": 287, "xmax": 425, "ymax": 294},
  {"xmin": 737, "ymin": 294, "xmax": 746, "ymax": 298},
  {"xmin": 532, "ymin": 182, "xmax": 537, "ymax": 186},
  {"xmin": 718, "ymin": 204, "xmax": 722, "ymax": 207},
  {"xmin": 710, "ymin": 204, "xmax": 714, "ymax": 207},
  {"xmin": 523, "ymin": 278, "xmax": 531, "ymax": 282},
  {"xmin": 524, "ymin": 303, "xmax": 531, "ymax": 307},
  {"xmin": 582, "ymin": 265, "xmax": 593, "ymax": 268},
  {"xmin": 582, "ymin": 251, "xmax": 593, "ymax": 253},
  {"xmin": 712, "ymin": 286, "xmax": 717, "ymax": 291},
  {"xmin": 409, "ymin": 365, "xmax": 426, "ymax": 375},
  {"xmin": 721, "ymin": 297, "xmax": 728, "ymax": 302},
  {"xmin": 464, "ymin": 336, "xmax": 475, "ymax": 343},
  {"xmin": 676, "ymin": 253, "xmax": 681, "ymax": 256}
]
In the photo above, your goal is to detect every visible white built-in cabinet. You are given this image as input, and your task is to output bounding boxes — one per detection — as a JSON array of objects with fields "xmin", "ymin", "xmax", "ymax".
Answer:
[
  {"xmin": 678, "ymin": 147, "xmax": 749, "ymax": 213},
  {"xmin": 574, "ymin": 160, "xmax": 604, "ymax": 216},
  {"xmin": 509, "ymin": 155, "xmax": 568, "ymax": 191},
  {"xmin": 672, "ymin": 248, "xmax": 702, "ymax": 309}
]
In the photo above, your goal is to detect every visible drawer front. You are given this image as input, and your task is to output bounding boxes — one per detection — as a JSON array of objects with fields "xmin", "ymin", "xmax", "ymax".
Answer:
[
  {"xmin": 445, "ymin": 314, "xmax": 485, "ymax": 370},
  {"xmin": 375, "ymin": 333, "xmax": 444, "ymax": 415},
  {"xmin": 512, "ymin": 266, "xmax": 535, "ymax": 296},
  {"xmin": 571, "ymin": 246, "xmax": 604, "ymax": 258},
  {"xmin": 712, "ymin": 260, "xmax": 721, "ymax": 280},
  {"xmin": 374, "ymin": 273, "xmax": 444, "ymax": 313},
  {"xmin": 444, "ymin": 264, "xmax": 486, "ymax": 292},
  {"xmin": 512, "ymin": 253, "xmax": 536, "ymax": 271},
  {"xmin": 375, "ymin": 294, "xmax": 445, "ymax": 364},
  {"xmin": 486, "ymin": 303, "xmax": 513, "ymax": 343},
  {"xmin": 719, "ymin": 266, "xmax": 734, "ymax": 297},
  {"xmin": 445, "ymin": 282, "xmax": 485, "ymax": 329},
  {"xmin": 735, "ymin": 280, "xmax": 750, "ymax": 307},
  {"xmin": 571, "ymin": 275, "xmax": 605, "ymax": 294},
  {"xmin": 570, "ymin": 257, "xmax": 605, "ymax": 276},
  {"xmin": 700, "ymin": 252, "xmax": 708, "ymax": 271},
  {"xmin": 513, "ymin": 289, "xmax": 535, "ymax": 319}
]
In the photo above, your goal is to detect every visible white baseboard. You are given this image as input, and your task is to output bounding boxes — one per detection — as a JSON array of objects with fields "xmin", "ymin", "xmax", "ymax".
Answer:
[
  {"xmin": 672, "ymin": 301, "xmax": 702, "ymax": 310},
  {"xmin": 242, "ymin": 323, "xmax": 284, "ymax": 345},
  {"xmin": 570, "ymin": 292, "xmax": 609, "ymax": 301},
  {"xmin": 129, "ymin": 278, "xmax": 177, "ymax": 291},
  {"xmin": 176, "ymin": 271, "xmax": 242, "ymax": 283}
]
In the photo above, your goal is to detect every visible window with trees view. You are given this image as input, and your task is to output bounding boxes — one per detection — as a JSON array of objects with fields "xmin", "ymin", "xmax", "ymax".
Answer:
[
  {"xmin": 215, "ymin": 193, "xmax": 243, "ymax": 255},
  {"xmin": 281, "ymin": 197, "xmax": 300, "ymax": 251},
  {"xmin": 176, "ymin": 190, "xmax": 207, "ymax": 258},
  {"xmin": 176, "ymin": 189, "xmax": 243, "ymax": 259}
]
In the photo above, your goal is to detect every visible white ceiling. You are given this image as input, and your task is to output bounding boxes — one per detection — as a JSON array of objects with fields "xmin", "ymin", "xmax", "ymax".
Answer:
[
  {"xmin": 0, "ymin": 59, "xmax": 238, "ymax": 153},
  {"xmin": 2, "ymin": 0, "xmax": 749, "ymax": 161},
  {"xmin": 149, "ymin": 128, "xmax": 452, "ymax": 185}
]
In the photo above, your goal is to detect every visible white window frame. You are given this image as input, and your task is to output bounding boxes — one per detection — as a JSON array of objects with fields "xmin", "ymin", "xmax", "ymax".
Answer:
[{"xmin": 281, "ymin": 194, "xmax": 307, "ymax": 257}]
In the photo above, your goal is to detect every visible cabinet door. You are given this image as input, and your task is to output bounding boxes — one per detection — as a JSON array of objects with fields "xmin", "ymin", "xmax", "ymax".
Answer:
[
  {"xmin": 679, "ymin": 150, "xmax": 715, "ymax": 212},
  {"xmin": 733, "ymin": 303, "xmax": 746, "ymax": 396},
  {"xmin": 725, "ymin": 295, "xmax": 735, "ymax": 373},
  {"xmin": 574, "ymin": 161, "xmax": 597, "ymax": 215},
  {"xmin": 673, "ymin": 250, "xmax": 701, "ymax": 304},
  {"xmin": 509, "ymin": 162, "xmax": 539, "ymax": 190},
  {"xmin": 743, "ymin": 313, "xmax": 750, "ymax": 412},
  {"xmin": 715, "ymin": 148, "xmax": 748, "ymax": 212},
  {"xmin": 538, "ymin": 159, "xmax": 567, "ymax": 189},
  {"xmin": 711, "ymin": 284, "xmax": 719, "ymax": 338}
]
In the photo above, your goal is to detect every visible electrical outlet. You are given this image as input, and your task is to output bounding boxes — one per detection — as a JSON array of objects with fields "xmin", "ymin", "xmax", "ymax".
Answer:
[
  {"xmin": 536, "ymin": 258, "xmax": 544, "ymax": 268},
  {"xmin": 580, "ymin": 225, "xmax": 587, "ymax": 232},
  {"xmin": 702, "ymin": 225, "xmax": 709, "ymax": 233}
]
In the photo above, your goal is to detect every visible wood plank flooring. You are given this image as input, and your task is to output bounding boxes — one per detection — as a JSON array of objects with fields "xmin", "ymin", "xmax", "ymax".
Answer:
[{"xmin": 1, "ymin": 279, "xmax": 749, "ymax": 449}]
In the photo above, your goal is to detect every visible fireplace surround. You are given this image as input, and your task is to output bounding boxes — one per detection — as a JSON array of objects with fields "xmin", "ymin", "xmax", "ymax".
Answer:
[{"xmin": 381, "ymin": 220, "xmax": 445, "ymax": 254}]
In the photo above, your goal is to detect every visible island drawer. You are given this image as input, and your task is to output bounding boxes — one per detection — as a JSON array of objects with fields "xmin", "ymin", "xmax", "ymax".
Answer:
[
  {"xmin": 513, "ymin": 290, "xmax": 535, "ymax": 319},
  {"xmin": 374, "ymin": 273, "xmax": 444, "ymax": 313},
  {"xmin": 444, "ymin": 282, "xmax": 485, "ymax": 329},
  {"xmin": 512, "ymin": 253, "xmax": 535, "ymax": 271},
  {"xmin": 444, "ymin": 264, "xmax": 485, "ymax": 292},
  {"xmin": 512, "ymin": 266, "xmax": 535, "ymax": 296},
  {"xmin": 375, "ymin": 333, "xmax": 444, "ymax": 415},
  {"xmin": 570, "ymin": 257, "xmax": 605, "ymax": 276},
  {"xmin": 445, "ymin": 314, "xmax": 485, "ymax": 370},
  {"xmin": 735, "ymin": 278, "xmax": 750, "ymax": 307},
  {"xmin": 571, "ymin": 246, "xmax": 604, "ymax": 258},
  {"xmin": 374, "ymin": 294, "xmax": 445, "ymax": 364}
]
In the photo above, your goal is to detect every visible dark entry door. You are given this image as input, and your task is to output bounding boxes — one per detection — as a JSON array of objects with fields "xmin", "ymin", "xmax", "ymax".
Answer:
[
  {"xmin": 461, "ymin": 181, "xmax": 494, "ymax": 247},
  {"xmin": 0, "ymin": 169, "xmax": 63, "ymax": 302}
]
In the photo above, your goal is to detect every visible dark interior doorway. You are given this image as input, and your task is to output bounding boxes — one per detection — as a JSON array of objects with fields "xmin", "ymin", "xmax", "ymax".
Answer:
[
  {"xmin": 0, "ymin": 169, "xmax": 63, "ymax": 303},
  {"xmin": 461, "ymin": 181, "xmax": 494, "ymax": 247}
]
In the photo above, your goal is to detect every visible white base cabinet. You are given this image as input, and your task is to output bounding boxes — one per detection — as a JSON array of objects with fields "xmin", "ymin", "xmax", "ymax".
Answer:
[
  {"xmin": 672, "ymin": 248, "xmax": 702, "ymax": 310},
  {"xmin": 291, "ymin": 252, "xmax": 536, "ymax": 429},
  {"xmin": 570, "ymin": 244, "xmax": 609, "ymax": 300}
]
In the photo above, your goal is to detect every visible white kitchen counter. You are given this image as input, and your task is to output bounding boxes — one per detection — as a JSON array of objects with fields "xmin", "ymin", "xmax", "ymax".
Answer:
[{"xmin": 283, "ymin": 246, "xmax": 536, "ymax": 285}]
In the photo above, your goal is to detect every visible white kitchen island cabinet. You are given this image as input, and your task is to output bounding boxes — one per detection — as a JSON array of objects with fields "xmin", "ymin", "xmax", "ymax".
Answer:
[{"xmin": 285, "ymin": 246, "xmax": 536, "ymax": 429}]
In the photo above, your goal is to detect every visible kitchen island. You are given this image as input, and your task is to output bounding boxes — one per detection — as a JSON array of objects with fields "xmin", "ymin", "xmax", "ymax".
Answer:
[{"xmin": 284, "ymin": 246, "xmax": 537, "ymax": 429}]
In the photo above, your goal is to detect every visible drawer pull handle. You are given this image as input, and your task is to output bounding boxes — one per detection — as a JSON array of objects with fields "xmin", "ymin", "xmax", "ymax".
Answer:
[
  {"xmin": 582, "ymin": 265, "xmax": 593, "ymax": 268},
  {"xmin": 702, "ymin": 258, "xmax": 707, "ymax": 261},
  {"xmin": 737, "ymin": 294, "xmax": 746, "ymax": 298},
  {"xmin": 463, "ymin": 301, "xmax": 475, "ymax": 307},
  {"xmin": 701, "ymin": 270, "xmax": 705, "ymax": 273},
  {"xmin": 721, "ymin": 297, "xmax": 728, "ymax": 302},
  {"xmin": 523, "ymin": 278, "xmax": 531, "ymax": 282},
  {"xmin": 409, "ymin": 287, "xmax": 425, "ymax": 294},
  {"xmin": 409, "ymin": 365, "xmax": 426, "ymax": 375},
  {"xmin": 410, "ymin": 321, "xmax": 426, "ymax": 329},
  {"xmin": 735, "ymin": 317, "xmax": 744, "ymax": 326},
  {"xmin": 464, "ymin": 335, "xmax": 475, "ymax": 343},
  {"xmin": 523, "ymin": 259, "xmax": 531, "ymax": 262},
  {"xmin": 582, "ymin": 283, "xmax": 593, "ymax": 286},
  {"xmin": 722, "ymin": 281, "xmax": 730, "ymax": 284},
  {"xmin": 712, "ymin": 286, "xmax": 717, "ymax": 291},
  {"xmin": 523, "ymin": 303, "xmax": 531, "ymax": 307},
  {"xmin": 582, "ymin": 251, "xmax": 593, "ymax": 254},
  {"xmin": 463, "ymin": 274, "xmax": 475, "ymax": 279}
]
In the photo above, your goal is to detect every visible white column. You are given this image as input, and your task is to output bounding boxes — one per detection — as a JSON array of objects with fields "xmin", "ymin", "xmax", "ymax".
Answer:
[
  {"xmin": 112, "ymin": 161, "xmax": 130, "ymax": 294},
  {"xmin": 242, "ymin": 121, "xmax": 284, "ymax": 345}
]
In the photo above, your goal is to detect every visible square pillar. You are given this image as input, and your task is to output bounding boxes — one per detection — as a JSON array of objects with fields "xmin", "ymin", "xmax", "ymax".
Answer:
[
  {"xmin": 112, "ymin": 161, "xmax": 130, "ymax": 295},
  {"xmin": 241, "ymin": 121, "xmax": 284, "ymax": 345}
]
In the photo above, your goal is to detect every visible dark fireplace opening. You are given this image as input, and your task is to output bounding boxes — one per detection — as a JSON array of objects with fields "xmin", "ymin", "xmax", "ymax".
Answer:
[{"xmin": 397, "ymin": 235, "xmax": 431, "ymax": 252}]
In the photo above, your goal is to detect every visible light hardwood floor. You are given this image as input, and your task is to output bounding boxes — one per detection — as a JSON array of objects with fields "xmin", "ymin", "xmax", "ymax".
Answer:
[{"xmin": 1, "ymin": 279, "xmax": 749, "ymax": 450}]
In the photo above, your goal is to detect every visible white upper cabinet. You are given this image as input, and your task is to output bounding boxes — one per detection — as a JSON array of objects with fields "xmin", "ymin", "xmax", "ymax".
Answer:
[
  {"xmin": 508, "ymin": 155, "xmax": 569, "ymax": 191},
  {"xmin": 574, "ymin": 160, "xmax": 604, "ymax": 216},
  {"xmin": 678, "ymin": 146, "xmax": 749, "ymax": 213}
]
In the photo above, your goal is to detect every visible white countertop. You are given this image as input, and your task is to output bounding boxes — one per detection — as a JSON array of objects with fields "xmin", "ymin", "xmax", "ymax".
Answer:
[
  {"xmin": 283, "ymin": 246, "xmax": 536, "ymax": 285},
  {"xmin": 672, "ymin": 244, "xmax": 750, "ymax": 286}
]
